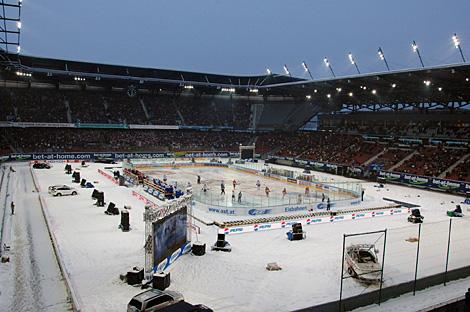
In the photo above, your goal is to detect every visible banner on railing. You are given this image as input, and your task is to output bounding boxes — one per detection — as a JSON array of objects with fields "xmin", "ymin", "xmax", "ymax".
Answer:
[{"xmin": 378, "ymin": 170, "xmax": 470, "ymax": 193}]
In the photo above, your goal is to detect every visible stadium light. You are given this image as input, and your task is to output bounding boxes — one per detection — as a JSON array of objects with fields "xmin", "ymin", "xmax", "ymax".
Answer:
[
  {"xmin": 283, "ymin": 64, "xmax": 291, "ymax": 77},
  {"xmin": 377, "ymin": 47, "xmax": 390, "ymax": 71},
  {"xmin": 438, "ymin": 87, "xmax": 443, "ymax": 91},
  {"xmin": 371, "ymin": 89, "xmax": 377, "ymax": 95},
  {"xmin": 17, "ymin": 21, "xmax": 22, "ymax": 29},
  {"xmin": 336, "ymin": 87, "xmax": 342, "ymax": 92},
  {"xmin": 411, "ymin": 40, "xmax": 424, "ymax": 68},
  {"xmin": 17, "ymin": 45, "xmax": 21, "ymax": 53},
  {"xmin": 323, "ymin": 57, "xmax": 336, "ymax": 77},
  {"xmin": 348, "ymin": 92, "xmax": 353, "ymax": 97},
  {"xmin": 249, "ymin": 88, "xmax": 259, "ymax": 93},
  {"xmin": 301, "ymin": 61, "xmax": 314, "ymax": 80},
  {"xmin": 305, "ymin": 95, "xmax": 312, "ymax": 100},
  {"xmin": 348, "ymin": 52, "xmax": 360, "ymax": 74},
  {"xmin": 266, "ymin": 68, "xmax": 272, "ymax": 75},
  {"xmin": 221, "ymin": 87, "xmax": 236, "ymax": 93},
  {"xmin": 423, "ymin": 80, "xmax": 431, "ymax": 86},
  {"xmin": 326, "ymin": 93, "xmax": 331, "ymax": 99},
  {"xmin": 391, "ymin": 83, "xmax": 396, "ymax": 88},
  {"xmin": 452, "ymin": 33, "xmax": 466, "ymax": 62}
]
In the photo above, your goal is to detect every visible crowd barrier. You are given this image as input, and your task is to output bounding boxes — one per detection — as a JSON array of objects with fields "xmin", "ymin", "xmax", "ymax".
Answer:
[
  {"xmin": 219, "ymin": 206, "xmax": 409, "ymax": 235},
  {"xmin": 131, "ymin": 190, "xmax": 159, "ymax": 209},
  {"xmin": 97, "ymin": 169, "xmax": 119, "ymax": 185}
]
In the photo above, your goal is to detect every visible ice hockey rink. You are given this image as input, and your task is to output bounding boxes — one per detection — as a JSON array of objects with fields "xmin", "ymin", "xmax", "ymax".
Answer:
[{"xmin": 1, "ymin": 159, "xmax": 470, "ymax": 312}]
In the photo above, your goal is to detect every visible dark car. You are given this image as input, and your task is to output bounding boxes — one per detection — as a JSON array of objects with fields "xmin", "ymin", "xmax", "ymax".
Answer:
[{"xmin": 32, "ymin": 162, "xmax": 51, "ymax": 169}]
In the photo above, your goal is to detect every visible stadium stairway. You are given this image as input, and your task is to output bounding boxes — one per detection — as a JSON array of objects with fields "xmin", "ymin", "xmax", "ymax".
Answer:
[
  {"xmin": 64, "ymin": 98, "xmax": 73, "ymax": 123},
  {"xmin": 362, "ymin": 147, "xmax": 386, "ymax": 166},
  {"xmin": 389, "ymin": 150, "xmax": 418, "ymax": 171},
  {"xmin": 139, "ymin": 98, "xmax": 151, "ymax": 120},
  {"xmin": 439, "ymin": 153, "xmax": 470, "ymax": 179}
]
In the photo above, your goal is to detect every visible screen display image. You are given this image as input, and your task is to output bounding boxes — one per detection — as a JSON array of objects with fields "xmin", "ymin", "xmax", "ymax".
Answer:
[{"xmin": 153, "ymin": 206, "xmax": 188, "ymax": 266}]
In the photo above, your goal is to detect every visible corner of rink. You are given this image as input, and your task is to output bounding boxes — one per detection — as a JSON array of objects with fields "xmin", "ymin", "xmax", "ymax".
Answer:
[{"xmin": 29, "ymin": 159, "xmax": 470, "ymax": 311}]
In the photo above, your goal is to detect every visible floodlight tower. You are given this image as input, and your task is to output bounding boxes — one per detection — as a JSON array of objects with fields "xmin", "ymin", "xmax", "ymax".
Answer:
[
  {"xmin": 348, "ymin": 52, "xmax": 360, "ymax": 74},
  {"xmin": 301, "ymin": 61, "xmax": 314, "ymax": 80},
  {"xmin": 324, "ymin": 57, "xmax": 336, "ymax": 77},
  {"xmin": 377, "ymin": 47, "xmax": 390, "ymax": 71},
  {"xmin": 452, "ymin": 33, "xmax": 466, "ymax": 62},
  {"xmin": 0, "ymin": 0, "xmax": 22, "ymax": 54},
  {"xmin": 411, "ymin": 40, "xmax": 424, "ymax": 68}
]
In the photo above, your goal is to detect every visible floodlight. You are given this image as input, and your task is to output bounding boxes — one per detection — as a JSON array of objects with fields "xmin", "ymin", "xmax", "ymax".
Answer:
[
  {"xmin": 412, "ymin": 41, "xmax": 418, "ymax": 53},
  {"xmin": 452, "ymin": 34, "xmax": 460, "ymax": 48},
  {"xmin": 323, "ymin": 57, "xmax": 335, "ymax": 77},
  {"xmin": 348, "ymin": 53, "xmax": 355, "ymax": 65},
  {"xmin": 377, "ymin": 47, "xmax": 390, "ymax": 71},
  {"xmin": 283, "ymin": 64, "xmax": 290, "ymax": 76},
  {"xmin": 411, "ymin": 40, "xmax": 424, "ymax": 67},
  {"xmin": 452, "ymin": 33, "xmax": 466, "ymax": 62}
]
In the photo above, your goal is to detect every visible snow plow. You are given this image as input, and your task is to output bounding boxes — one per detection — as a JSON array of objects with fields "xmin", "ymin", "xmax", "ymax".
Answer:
[{"xmin": 345, "ymin": 244, "xmax": 381, "ymax": 282}]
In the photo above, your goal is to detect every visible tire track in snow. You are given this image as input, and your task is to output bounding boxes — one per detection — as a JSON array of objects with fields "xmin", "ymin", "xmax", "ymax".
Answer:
[{"xmin": 9, "ymin": 165, "xmax": 71, "ymax": 311}]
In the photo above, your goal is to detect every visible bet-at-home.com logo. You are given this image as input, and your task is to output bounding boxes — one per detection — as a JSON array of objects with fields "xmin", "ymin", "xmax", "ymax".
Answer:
[
  {"xmin": 381, "ymin": 172, "xmax": 401, "ymax": 180},
  {"xmin": 404, "ymin": 175, "xmax": 428, "ymax": 185},
  {"xmin": 432, "ymin": 179, "xmax": 460, "ymax": 190}
]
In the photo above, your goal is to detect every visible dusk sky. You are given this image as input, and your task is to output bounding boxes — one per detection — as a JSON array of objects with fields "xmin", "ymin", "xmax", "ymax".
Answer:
[{"xmin": 20, "ymin": 0, "xmax": 470, "ymax": 77}]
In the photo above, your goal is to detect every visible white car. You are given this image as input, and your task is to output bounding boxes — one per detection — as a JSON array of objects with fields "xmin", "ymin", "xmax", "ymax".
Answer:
[
  {"xmin": 48, "ymin": 185, "xmax": 78, "ymax": 197},
  {"xmin": 345, "ymin": 244, "xmax": 381, "ymax": 282}
]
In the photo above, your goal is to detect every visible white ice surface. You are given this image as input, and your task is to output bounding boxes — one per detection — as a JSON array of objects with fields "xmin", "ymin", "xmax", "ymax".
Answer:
[{"xmin": 24, "ymin": 161, "xmax": 470, "ymax": 311}]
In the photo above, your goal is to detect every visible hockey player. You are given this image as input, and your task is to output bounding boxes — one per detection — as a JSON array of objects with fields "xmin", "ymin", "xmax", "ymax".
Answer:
[
  {"xmin": 322, "ymin": 193, "xmax": 325, "ymax": 202},
  {"xmin": 305, "ymin": 186, "xmax": 310, "ymax": 197},
  {"xmin": 265, "ymin": 186, "xmax": 270, "ymax": 197},
  {"xmin": 220, "ymin": 181, "xmax": 225, "ymax": 195},
  {"xmin": 256, "ymin": 180, "xmax": 261, "ymax": 190},
  {"xmin": 197, "ymin": 175, "xmax": 201, "ymax": 184},
  {"xmin": 186, "ymin": 182, "xmax": 192, "ymax": 194},
  {"xmin": 163, "ymin": 174, "xmax": 167, "ymax": 183},
  {"xmin": 232, "ymin": 190, "xmax": 236, "ymax": 202},
  {"xmin": 232, "ymin": 179, "xmax": 237, "ymax": 189},
  {"xmin": 297, "ymin": 193, "xmax": 302, "ymax": 204},
  {"xmin": 238, "ymin": 191, "xmax": 242, "ymax": 203},
  {"xmin": 11, "ymin": 201, "xmax": 15, "ymax": 215},
  {"xmin": 202, "ymin": 183, "xmax": 208, "ymax": 193},
  {"xmin": 282, "ymin": 188, "xmax": 287, "ymax": 199}
]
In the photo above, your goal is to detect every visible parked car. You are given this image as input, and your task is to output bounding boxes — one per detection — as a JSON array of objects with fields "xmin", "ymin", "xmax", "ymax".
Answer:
[
  {"xmin": 48, "ymin": 185, "xmax": 78, "ymax": 197},
  {"xmin": 32, "ymin": 162, "xmax": 51, "ymax": 169},
  {"xmin": 345, "ymin": 244, "xmax": 381, "ymax": 282},
  {"xmin": 127, "ymin": 289, "xmax": 183, "ymax": 312}
]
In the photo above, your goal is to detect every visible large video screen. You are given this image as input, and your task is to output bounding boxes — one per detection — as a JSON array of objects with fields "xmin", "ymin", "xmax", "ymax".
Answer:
[{"xmin": 153, "ymin": 206, "xmax": 188, "ymax": 266}]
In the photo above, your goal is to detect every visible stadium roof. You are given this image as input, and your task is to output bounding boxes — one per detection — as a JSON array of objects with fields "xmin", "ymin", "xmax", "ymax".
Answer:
[
  {"xmin": 265, "ymin": 63, "xmax": 470, "ymax": 106},
  {"xmin": 0, "ymin": 52, "xmax": 303, "ymax": 90},
  {"xmin": 1, "ymin": 52, "xmax": 469, "ymax": 108}
]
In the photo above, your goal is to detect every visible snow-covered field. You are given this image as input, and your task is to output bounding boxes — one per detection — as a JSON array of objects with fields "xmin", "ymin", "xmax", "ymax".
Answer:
[{"xmin": 4, "ymin": 160, "xmax": 470, "ymax": 312}]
